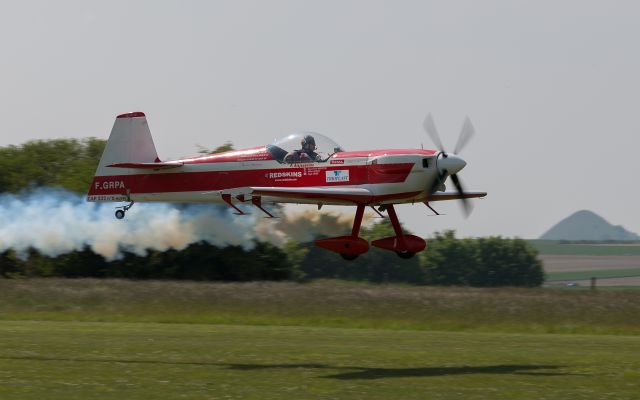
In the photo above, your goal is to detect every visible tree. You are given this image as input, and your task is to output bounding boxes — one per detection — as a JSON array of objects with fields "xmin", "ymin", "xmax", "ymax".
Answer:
[
  {"xmin": 196, "ymin": 142, "xmax": 235, "ymax": 154},
  {"xmin": 0, "ymin": 138, "xmax": 237, "ymax": 195},
  {"xmin": 472, "ymin": 237, "xmax": 544, "ymax": 287},
  {"xmin": 0, "ymin": 250, "xmax": 24, "ymax": 278},
  {"xmin": 282, "ymin": 240, "xmax": 309, "ymax": 281},
  {"xmin": 422, "ymin": 231, "xmax": 544, "ymax": 287},
  {"xmin": 0, "ymin": 138, "xmax": 106, "ymax": 194}
]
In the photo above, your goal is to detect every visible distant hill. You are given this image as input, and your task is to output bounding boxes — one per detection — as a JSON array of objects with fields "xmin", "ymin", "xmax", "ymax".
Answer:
[{"xmin": 540, "ymin": 210, "xmax": 640, "ymax": 241}]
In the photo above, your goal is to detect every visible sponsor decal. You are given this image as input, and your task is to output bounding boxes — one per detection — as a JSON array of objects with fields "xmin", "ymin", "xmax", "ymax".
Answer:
[
  {"xmin": 267, "ymin": 171, "xmax": 302, "ymax": 179},
  {"xmin": 95, "ymin": 180, "xmax": 126, "ymax": 190},
  {"xmin": 330, "ymin": 159, "xmax": 345, "ymax": 164},
  {"xmin": 326, "ymin": 169, "xmax": 350, "ymax": 183}
]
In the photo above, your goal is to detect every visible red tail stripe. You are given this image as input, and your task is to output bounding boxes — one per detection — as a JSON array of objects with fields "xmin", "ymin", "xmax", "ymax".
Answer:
[{"xmin": 117, "ymin": 111, "xmax": 146, "ymax": 119}]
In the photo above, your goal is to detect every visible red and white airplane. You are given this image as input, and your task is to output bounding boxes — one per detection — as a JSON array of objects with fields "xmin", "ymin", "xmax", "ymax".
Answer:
[{"xmin": 87, "ymin": 111, "xmax": 486, "ymax": 260}]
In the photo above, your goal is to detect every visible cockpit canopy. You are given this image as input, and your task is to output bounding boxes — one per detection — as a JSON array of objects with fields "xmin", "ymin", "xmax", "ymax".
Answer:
[{"xmin": 267, "ymin": 132, "xmax": 345, "ymax": 163}]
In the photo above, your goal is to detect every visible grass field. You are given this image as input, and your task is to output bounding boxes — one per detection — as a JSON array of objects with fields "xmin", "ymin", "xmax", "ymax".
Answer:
[
  {"xmin": 545, "ymin": 267, "xmax": 640, "ymax": 281},
  {"xmin": 2, "ymin": 279, "xmax": 640, "ymax": 334},
  {"xmin": 0, "ymin": 279, "xmax": 639, "ymax": 399},
  {"xmin": 1, "ymin": 321, "xmax": 639, "ymax": 400},
  {"xmin": 530, "ymin": 240, "xmax": 640, "ymax": 256},
  {"xmin": 534, "ymin": 241, "xmax": 640, "ymax": 286},
  {"xmin": 540, "ymin": 255, "xmax": 640, "ymax": 272}
]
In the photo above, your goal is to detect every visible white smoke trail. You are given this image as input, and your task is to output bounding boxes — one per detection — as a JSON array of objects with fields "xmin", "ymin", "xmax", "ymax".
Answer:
[
  {"xmin": 254, "ymin": 208, "xmax": 373, "ymax": 246},
  {"xmin": 0, "ymin": 189, "xmax": 257, "ymax": 260},
  {"xmin": 0, "ymin": 189, "xmax": 363, "ymax": 260}
]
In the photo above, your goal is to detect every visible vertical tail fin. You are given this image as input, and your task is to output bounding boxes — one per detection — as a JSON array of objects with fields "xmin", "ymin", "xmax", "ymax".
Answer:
[
  {"xmin": 88, "ymin": 111, "xmax": 159, "ymax": 201},
  {"xmin": 95, "ymin": 111, "xmax": 159, "ymax": 176}
]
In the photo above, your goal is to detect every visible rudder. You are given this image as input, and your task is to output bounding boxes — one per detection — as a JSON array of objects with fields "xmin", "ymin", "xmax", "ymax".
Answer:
[
  {"xmin": 95, "ymin": 111, "xmax": 159, "ymax": 176},
  {"xmin": 87, "ymin": 111, "xmax": 159, "ymax": 202}
]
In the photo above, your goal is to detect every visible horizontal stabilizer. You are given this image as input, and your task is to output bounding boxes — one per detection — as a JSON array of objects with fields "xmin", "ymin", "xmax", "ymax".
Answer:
[{"xmin": 106, "ymin": 161, "xmax": 184, "ymax": 170}]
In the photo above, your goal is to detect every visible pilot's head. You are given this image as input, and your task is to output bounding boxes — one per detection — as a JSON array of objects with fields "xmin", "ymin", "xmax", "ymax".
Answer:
[{"xmin": 301, "ymin": 135, "xmax": 316, "ymax": 152}]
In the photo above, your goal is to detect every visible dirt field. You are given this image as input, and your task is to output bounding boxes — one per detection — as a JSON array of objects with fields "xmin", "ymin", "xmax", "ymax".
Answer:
[
  {"xmin": 540, "ymin": 255, "xmax": 640, "ymax": 272},
  {"xmin": 570, "ymin": 277, "xmax": 640, "ymax": 287}
]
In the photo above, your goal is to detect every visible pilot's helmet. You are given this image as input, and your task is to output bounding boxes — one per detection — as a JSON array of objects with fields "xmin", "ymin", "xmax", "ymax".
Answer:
[
  {"xmin": 300, "ymin": 135, "xmax": 316, "ymax": 150},
  {"xmin": 301, "ymin": 134, "xmax": 316, "ymax": 150}
]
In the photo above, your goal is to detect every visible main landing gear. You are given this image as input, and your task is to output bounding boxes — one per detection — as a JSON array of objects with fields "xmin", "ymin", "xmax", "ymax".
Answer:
[
  {"xmin": 370, "ymin": 204, "xmax": 426, "ymax": 259},
  {"xmin": 315, "ymin": 204, "xmax": 369, "ymax": 260},
  {"xmin": 114, "ymin": 200, "xmax": 134, "ymax": 220},
  {"xmin": 314, "ymin": 204, "xmax": 426, "ymax": 260}
]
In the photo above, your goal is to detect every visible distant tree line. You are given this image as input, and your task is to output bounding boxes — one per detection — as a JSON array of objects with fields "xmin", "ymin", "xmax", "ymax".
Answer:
[
  {"xmin": 0, "ymin": 139, "xmax": 544, "ymax": 286},
  {"xmin": 0, "ymin": 242, "xmax": 295, "ymax": 281},
  {"xmin": 286, "ymin": 226, "xmax": 543, "ymax": 287},
  {"xmin": 0, "ymin": 138, "xmax": 106, "ymax": 194},
  {"xmin": 422, "ymin": 231, "xmax": 544, "ymax": 287},
  {"xmin": 0, "ymin": 227, "xmax": 543, "ymax": 287}
]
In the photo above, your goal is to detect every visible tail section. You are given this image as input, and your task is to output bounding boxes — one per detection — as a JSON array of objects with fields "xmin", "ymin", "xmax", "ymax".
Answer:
[
  {"xmin": 95, "ymin": 111, "xmax": 159, "ymax": 176},
  {"xmin": 87, "ymin": 111, "xmax": 159, "ymax": 202}
]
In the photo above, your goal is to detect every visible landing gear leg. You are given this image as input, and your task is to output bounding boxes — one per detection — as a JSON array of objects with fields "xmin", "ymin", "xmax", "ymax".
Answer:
[
  {"xmin": 371, "ymin": 204, "xmax": 425, "ymax": 258},
  {"xmin": 386, "ymin": 205, "xmax": 414, "ymax": 258},
  {"xmin": 338, "ymin": 204, "xmax": 366, "ymax": 260},
  {"xmin": 314, "ymin": 203, "xmax": 369, "ymax": 260},
  {"xmin": 351, "ymin": 204, "xmax": 366, "ymax": 237},
  {"xmin": 115, "ymin": 200, "xmax": 134, "ymax": 220}
]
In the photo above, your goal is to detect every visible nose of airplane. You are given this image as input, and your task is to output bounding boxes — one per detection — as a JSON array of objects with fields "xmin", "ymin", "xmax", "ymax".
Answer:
[{"xmin": 438, "ymin": 153, "xmax": 466, "ymax": 175}]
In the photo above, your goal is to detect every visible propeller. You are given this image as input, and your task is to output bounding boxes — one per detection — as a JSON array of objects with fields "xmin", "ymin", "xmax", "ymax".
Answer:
[
  {"xmin": 423, "ymin": 114, "xmax": 446, "ymax": 154},
  {"xmin": 454, "ymin": 116, "xmax": 475, "ymax": 154},
  {"xmin": 449, "ymin": 173, "xmax": 473, "ymax": 218},
  {"xmin": 423, "ymin": 114, "xmax": 476, "ymax": 218}
]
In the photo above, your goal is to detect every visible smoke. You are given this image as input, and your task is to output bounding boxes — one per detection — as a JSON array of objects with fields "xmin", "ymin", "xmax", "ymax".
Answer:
[
  {"xmin": 0, "ymin": 189, "xmax": 362, "ymax": 259},
  {"xmin": 255, "ymin": 209, "xmax": 373, "ymax": 246}
]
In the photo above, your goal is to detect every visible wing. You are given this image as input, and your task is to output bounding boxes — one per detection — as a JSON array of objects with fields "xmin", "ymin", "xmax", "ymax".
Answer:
[
  {"xmin": 250, "ymin": 186, "xmax": 373, "ymax": 204},
  {"xmin": 427, "ymin": 191, "xmax": 487, "ymax": 201}
]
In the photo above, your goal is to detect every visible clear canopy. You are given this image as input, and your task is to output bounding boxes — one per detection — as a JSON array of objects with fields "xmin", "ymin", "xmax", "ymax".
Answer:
[{"xmin": 266, "ymin": 132, "xmax": 345, "ymax": 163}]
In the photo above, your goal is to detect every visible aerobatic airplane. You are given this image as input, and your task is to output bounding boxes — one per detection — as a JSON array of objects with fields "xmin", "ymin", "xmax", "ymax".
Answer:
[{"xmin": 87, "ymin": 111, "xmax": 486, "ymax": 260}]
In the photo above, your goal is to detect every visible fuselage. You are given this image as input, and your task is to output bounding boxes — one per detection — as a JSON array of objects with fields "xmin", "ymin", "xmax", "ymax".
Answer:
[{"xmin": 87, "ymin": 146, "xmax": 441, "ymax": 206}]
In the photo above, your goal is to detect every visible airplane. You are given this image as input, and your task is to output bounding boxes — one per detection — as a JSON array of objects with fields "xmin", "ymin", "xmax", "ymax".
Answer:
[{"xmin": 87, "ymin": 111, "xmax": 486, "ymax": 260}]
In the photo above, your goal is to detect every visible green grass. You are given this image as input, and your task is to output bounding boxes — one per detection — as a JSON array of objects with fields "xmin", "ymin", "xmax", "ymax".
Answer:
[
  {"xmin": 1, "ymin": 279, "xmax": 639, "ymax": 399},
  {"xmin": 1, "ymin": 279, "xmax": 640, "ymax": 335},
  {"xmin": 546, "ymin": 267, "xmax": 640, "ymax": 281},
  {"xmin": 530, "ymin": 240, "xmax": 640, "ymax": 256},
  {"xmin": 0, "ymin": 321, "xmax": 639, "ymax": 400}
]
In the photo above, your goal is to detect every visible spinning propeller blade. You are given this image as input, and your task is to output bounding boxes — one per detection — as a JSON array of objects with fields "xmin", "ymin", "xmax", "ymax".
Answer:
[
  {"xmin": 449, "ymin": 173, "xmax": 473, "ymax": 218},
  {"xmin": 424, "ymin": 114, "xmax": 477, "ymax": 218},
  {"xmin": 454, "ymin": 116, "xmax": 475, "ymax": 154},
  {"xmin": 423, "ymin": 113, "xmax": 446, "ymax": 153}
]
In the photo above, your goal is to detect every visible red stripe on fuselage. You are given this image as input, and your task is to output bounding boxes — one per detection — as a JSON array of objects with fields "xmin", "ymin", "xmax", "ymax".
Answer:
[{"xmin": 88, "ymin": 163, "xmax": 415, "ymax": 196}]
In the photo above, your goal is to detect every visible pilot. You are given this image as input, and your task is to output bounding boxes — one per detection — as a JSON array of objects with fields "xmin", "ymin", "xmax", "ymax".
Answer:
[{"xmin": 284, "ymin": 134, "xmax": 322, "ymax": 162}]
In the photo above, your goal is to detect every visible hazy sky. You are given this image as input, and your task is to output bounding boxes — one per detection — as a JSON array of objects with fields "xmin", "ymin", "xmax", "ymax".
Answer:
[{"xmin": 1, "ymin": 0, "xmax": 638, "ymax": 239}]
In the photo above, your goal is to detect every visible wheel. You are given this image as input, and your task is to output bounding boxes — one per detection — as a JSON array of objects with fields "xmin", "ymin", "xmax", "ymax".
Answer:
[
  {"xmin": 396, "ymin": 251, "xmax": 415, "ymax": 259},
  {"xmin": 115, "ymin": 209, "xmax": 125, "ymax": 220},
  {"xmin": 340, "ymin": 253, "xmax": 359, "ymax": 261}
]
